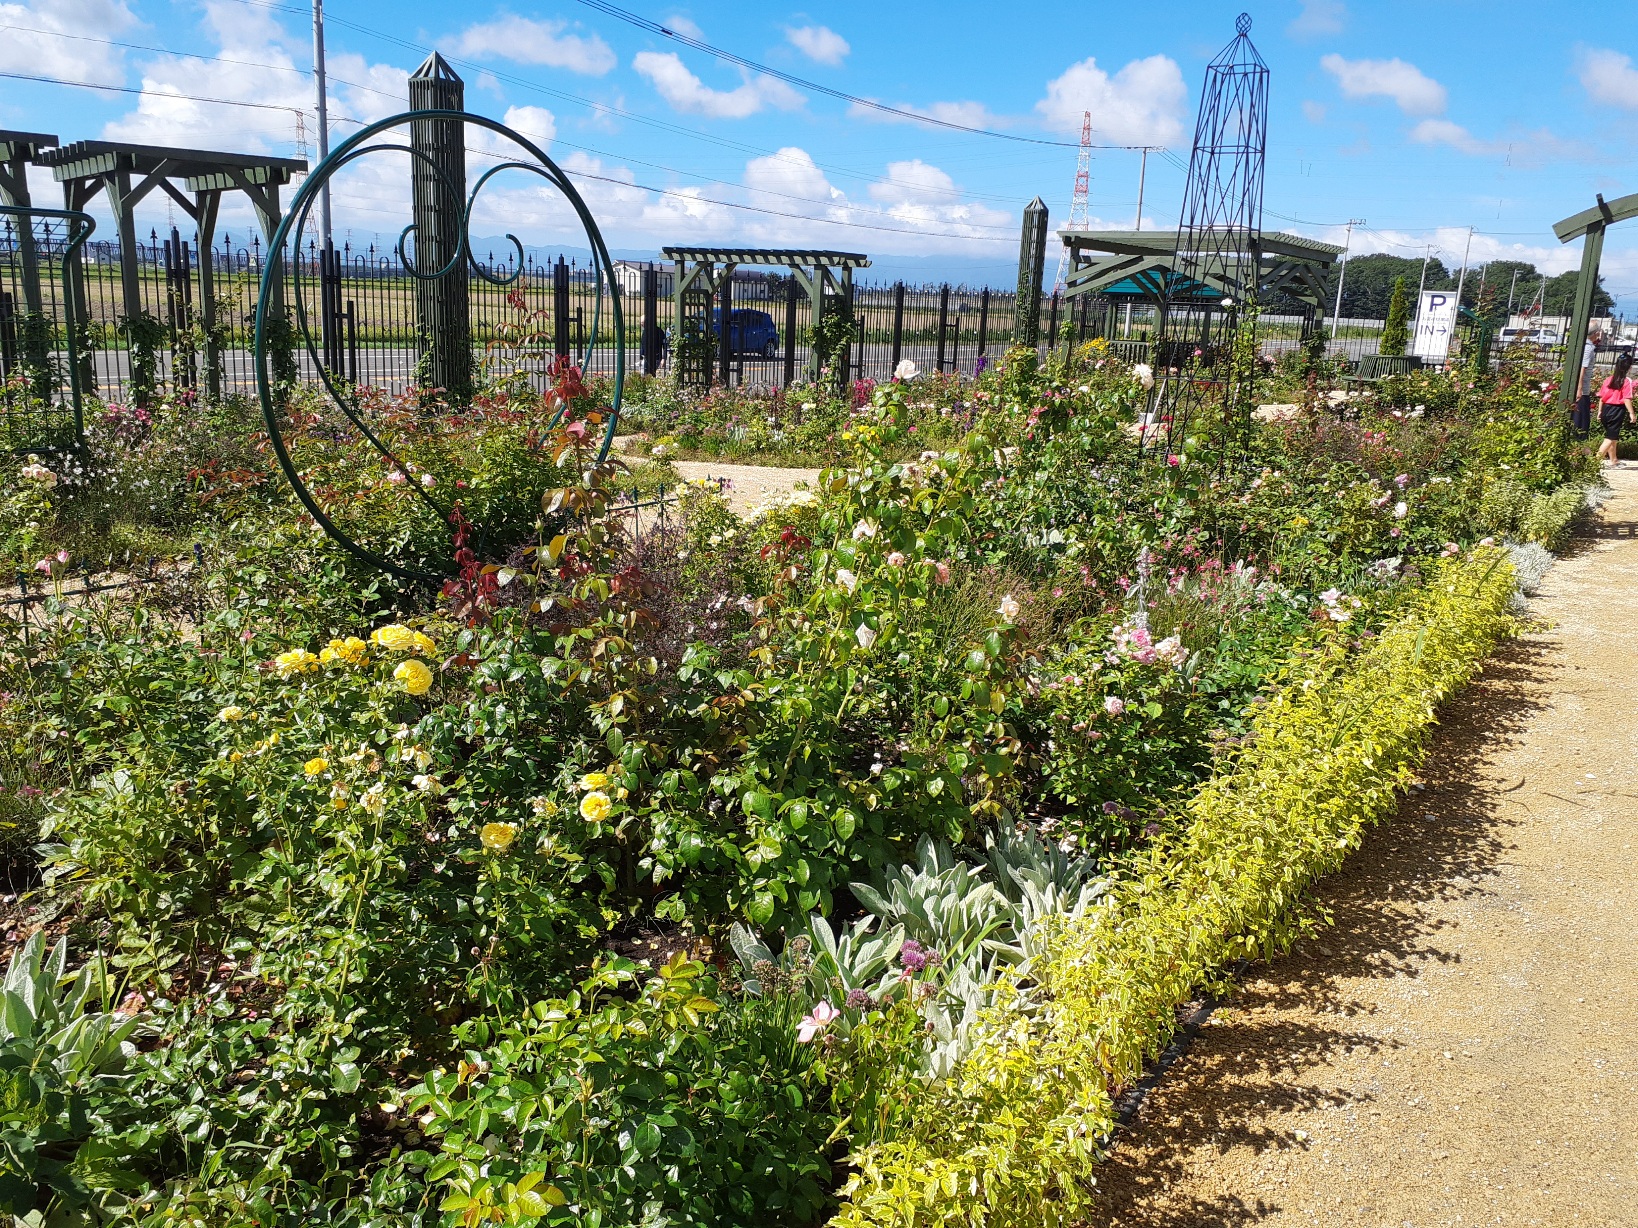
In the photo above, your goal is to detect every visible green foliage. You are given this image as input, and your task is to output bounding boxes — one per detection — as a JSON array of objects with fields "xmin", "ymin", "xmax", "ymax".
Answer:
[
  {"xmin": 833, "ymin": 548, "xmax": 1518, "ymax": 1227},
  {"xmin": 122, "ymin": 312, "xmax": 170, "ymax": 410},
  {"xmin": 1380, "ymin": 276, "xmax": 1411, "ymax": 357},
  {"xmin": 0, "ymin": 934, "xmax": 143, "ymax": 1220},
  {"xmin": 1515, "ymin": 483, "xmax": 1587, "ymax": 552}
]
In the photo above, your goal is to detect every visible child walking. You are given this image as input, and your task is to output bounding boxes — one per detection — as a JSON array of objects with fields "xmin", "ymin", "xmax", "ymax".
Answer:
[{"xmin": 1596, "ymin": 352, "xmax": 1636, "ymax": 468}]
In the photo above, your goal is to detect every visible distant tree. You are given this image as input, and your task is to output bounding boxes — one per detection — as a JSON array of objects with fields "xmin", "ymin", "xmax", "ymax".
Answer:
[
  {"xmin": 1323, "ymin": 253, "xmax": 1453, "ymax": 320},
  {"xmin": 1471, "ymin": 260, "xmax": 1541, "ymax": 312},
  {"xmin": 1380, "ymin": 277, "xmax": 1411, "ymax": 356},
  {"xmin": 1541, "ymin": 269, "xmax": 1614, "ymax": 318}
]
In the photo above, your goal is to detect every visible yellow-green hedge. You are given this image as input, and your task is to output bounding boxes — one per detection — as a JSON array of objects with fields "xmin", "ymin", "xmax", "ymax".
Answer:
[{"xmin": 832, "ymin": 548, "xmax": 1517, "ymax": 1227}]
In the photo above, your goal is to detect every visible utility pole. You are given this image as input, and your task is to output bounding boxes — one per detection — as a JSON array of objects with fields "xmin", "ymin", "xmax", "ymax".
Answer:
[
  {"xmin": 1416, "ymin": 243, "xmax": 1432, "ymax": 300},
  {"xmin": 312, "ymin": 0, "xmax": 333, "ymax": 248},
  {"xmin": 1507, "ymin": 267, "xmax": 1519, "ymax": 315},
  {"xmin": 1331, "ymin": 218, "xmax": 1364, "ymax": 340},
  {"xmin": 1134, "ymin": 146, "xmax": 1151, "ymax": 231},
  {"xmin": 1453, "ymin": 225, "xmax": 1474, "ymax": 307}
]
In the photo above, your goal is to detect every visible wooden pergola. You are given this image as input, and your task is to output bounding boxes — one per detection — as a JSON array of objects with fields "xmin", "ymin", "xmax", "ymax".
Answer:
[
  {"xmin": 1057, "ymin": 227, "xmax": 1343, "ymax": 316},
  {"xmin": 0, "ymin": 130, "xmax": 60, "ymax": 317},
  {"xmin": 661, "ymin": 246, "xmax": 870, "ymax": 386},
  {"xmin": 36, "ymin": 141, "xmax": 306, "ymax": 396}
]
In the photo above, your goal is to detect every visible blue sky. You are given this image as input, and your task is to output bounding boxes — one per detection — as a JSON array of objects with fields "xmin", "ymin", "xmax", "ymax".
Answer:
[{"xmin": 3, "ymin": 0, "xmax": 1636, "ymax": 304}]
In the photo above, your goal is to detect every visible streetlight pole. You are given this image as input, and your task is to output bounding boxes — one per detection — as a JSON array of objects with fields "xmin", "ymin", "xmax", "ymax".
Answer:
[
  {"xmin": 1453, "ymin": 226, "xmax": 1474, "ymax": 306},
  {"xmin": 312, "ymin": 0, "xmax": 333, "ymax": 249},
  {"xmin": 1331, "ymin": 218, "xmax": 1363, "ymax": 340}
]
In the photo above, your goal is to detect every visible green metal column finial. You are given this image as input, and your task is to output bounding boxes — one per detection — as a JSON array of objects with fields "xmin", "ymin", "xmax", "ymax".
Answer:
[
  {"xmin": 409, "ymin": 53, "xmax": 474, "ymax": 403},
  {"xmin": 1016, "ymin": 196, "xmax": 1050, "ymax": 350}
]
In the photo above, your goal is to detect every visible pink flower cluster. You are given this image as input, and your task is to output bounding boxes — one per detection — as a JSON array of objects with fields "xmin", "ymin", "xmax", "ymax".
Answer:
[{"xmin": 1108, "ymin": 624, "xmax": 1187, "ymax": 670}]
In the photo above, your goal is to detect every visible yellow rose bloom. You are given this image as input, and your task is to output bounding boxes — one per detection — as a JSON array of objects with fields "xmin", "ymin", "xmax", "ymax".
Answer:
[
  {"xmin": 578, "ymin": 771, "xmax": 612, "ymax": 791},
  {"xmin": 274, "ymin": 649, "xmax": 320, "ymax": 677},
  {"xmin": 371, "ymin": 624, "xmax": 417, "ymax": 653},
  {"xmin": 480, "ymin": 822, "xmax": 517, "ymax": 853},
  {"xmin": 530, "ymin": 797, "xmax": 560, "ymax": 818},
  {"xmin": 217, "ymin": 705, "xmax": 245, "ymax": 722},
  {"xmin": 410, "ymin": 631, "xmax": 437, "ymax": 656},
  {"xmin": 320, "ymin": 636, "xmax": 370, "ymax": 667},
  {"xmin": 394, "ymin": 659, "xmax": 433, "ymax": 696},
  {"xmin": 304, "ymin": 757, "xmax": 329, "ymax": 777},
  {"xmin": 579, "ymin": 791, "xmax": 613, "ymax": 823}
]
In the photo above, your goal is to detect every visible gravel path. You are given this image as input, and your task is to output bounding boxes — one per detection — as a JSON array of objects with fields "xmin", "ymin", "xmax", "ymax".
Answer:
[
  {"xmin": 1088, "ymin": 469, "xmax": 1638, "ymax": 1227},
  {"xmin": 667, "ymin": 460, "xmax": 821, "ymax": 516}
]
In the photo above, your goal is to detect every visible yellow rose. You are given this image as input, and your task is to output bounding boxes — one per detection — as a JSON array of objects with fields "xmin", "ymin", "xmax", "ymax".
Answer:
[
  {"xmin": 394, "ymin": 659, "xmax": 433, "ymax": 696},
  {"xmin": 274, "ymin": 649, "xmax": 320, "ymax": 677},
  {"xmin": 371, "ymin": 624, "xmax": 417, "ymax": 653},
  {"xmin": 217, "ymin": 705, "xmax": 245, "ymax": 722},
  {"xmin": 530, "ymin": 797, "xmax": 560, "ymax": 818},
  {"xmin": 480, "ymin": 822, "xmax": 517, "ymax": 853},
  {"xmin": 320, "ymin": 636, "xmax": 370, "ymax": 667},
  {"xmin": 578, "ymin": 772, "xmax": 612, "ymax": 791},
  {"xmin": 579, "ymin": 791, "xmax": 612, "ymax": 823},
  {"xmin": 304, "ymin": 757, "xmax": 329, "ymax": 777},
  {"xmin": 410, "ymin": 631, "xmax": 437, "ymax": 656}
]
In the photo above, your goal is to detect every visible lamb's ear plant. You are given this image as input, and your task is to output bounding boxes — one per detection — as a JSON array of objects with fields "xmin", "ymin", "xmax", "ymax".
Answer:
[{"xmin": 0, "ymin": 934, "xmax": 144, "ymax": 1218}]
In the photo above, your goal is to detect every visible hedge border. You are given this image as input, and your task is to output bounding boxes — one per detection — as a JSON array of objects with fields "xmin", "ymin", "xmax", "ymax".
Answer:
[{"xmin": 831, "ymin": 548, "xmax": 1518, "ymax": 1227}]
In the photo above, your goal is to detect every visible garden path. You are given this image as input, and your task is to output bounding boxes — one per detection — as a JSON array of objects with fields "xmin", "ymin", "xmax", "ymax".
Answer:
[
  {"xmin": 667, "ymin": 460, "xmax": 821, "ymax": 516},
  {"xmin": 1088, "ymin": 469, "xmax": 1638, "ymax": 1228}
]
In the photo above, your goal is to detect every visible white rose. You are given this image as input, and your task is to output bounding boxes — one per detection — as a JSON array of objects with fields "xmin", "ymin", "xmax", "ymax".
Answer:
[
  {"xmin": 998, "ymin": 594, "xmax": 1021, "ymax": 622},
  {"xmin": 854, "ymin": 623, "xmax": 878, "ymax": 651}
]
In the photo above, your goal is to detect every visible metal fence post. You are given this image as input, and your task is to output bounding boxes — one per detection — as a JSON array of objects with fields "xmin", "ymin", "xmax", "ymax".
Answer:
[
  {"xmin": 977, "ymin": 287, "xmax": 990, "ymax": 360},
  {"xmin": 891, "ymin": 281, "xmax": 905, "ymax": 371},
  {"xmin": 935, "ymin": 283, "xmax": 950, "ymax": 373},
  {"xmin": 641, "ymin": 264, "xmax": 659, "ymax": 375},
  {"xmin": 782, "ymin": 279, "xmax": 797, "ymax": 388},
  {"xmin": 1048, "ymin": 291, "xmax": 1060, "ymax": 350},
  {"xmin": 553, "ymin": 256, "xmax": 570, "ymax": 357},
  {"xmin": 718, "ymin": 275, "xmax": 732, "ymax": 387}
]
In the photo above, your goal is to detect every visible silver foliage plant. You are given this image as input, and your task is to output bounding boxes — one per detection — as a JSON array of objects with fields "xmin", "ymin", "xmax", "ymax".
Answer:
[{"xmin": 729, "ymin": 828, "xmax": 1111, "ymax": 1079}]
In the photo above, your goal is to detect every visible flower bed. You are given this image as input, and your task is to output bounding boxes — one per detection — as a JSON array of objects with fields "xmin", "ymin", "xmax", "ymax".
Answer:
[{"xmin": 0, "ymin": 340, "xmax": 1589, "ymax": 1224}]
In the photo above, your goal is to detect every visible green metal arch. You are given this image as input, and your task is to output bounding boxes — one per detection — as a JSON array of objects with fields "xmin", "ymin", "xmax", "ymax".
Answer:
[{"xmin": 253, "ymin": 109, "xmax": 625, "ymax": 581}]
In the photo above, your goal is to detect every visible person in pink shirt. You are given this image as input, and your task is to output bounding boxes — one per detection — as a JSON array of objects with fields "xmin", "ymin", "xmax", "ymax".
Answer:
[{"xmin": 1596, "ymin": 351, "xmax": 1635, "ymax": 468}]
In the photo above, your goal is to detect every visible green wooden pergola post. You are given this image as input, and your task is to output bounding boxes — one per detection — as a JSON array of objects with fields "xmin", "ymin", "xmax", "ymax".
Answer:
[{"xmin": 1553, "ymin": 191, "xmax": 1637, "ymax": 409}]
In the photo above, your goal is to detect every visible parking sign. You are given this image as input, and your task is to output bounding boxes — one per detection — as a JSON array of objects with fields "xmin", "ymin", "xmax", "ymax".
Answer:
[{"xmin": 1412, "ymin": 291, "xmax": 1458, "ymax": 362}]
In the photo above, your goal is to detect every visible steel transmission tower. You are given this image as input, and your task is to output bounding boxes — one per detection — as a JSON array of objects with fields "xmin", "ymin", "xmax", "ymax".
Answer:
[
  {"xmin": 1052, "ymin": 111, "xmax": 1093, "ymax": 292},
  {"xmin": 1148, "ymin": 12, "xmax": 1269, "ymax": 461}
]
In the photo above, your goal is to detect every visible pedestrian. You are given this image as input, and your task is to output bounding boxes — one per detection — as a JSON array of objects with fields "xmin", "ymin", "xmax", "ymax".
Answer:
[
  {"xmin": 1574, "ymin": 326, "xmax": 1604, "ymax": 438},
  {"xmin": 1595, "ymin": 351, "xmax": 1635, "ymax": 468}
]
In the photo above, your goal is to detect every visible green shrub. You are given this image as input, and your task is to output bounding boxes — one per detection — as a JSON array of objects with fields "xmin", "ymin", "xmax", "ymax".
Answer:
[
  {"xmin": 1516, "ymin": 483, "xmax": 1586, "ymax": 552},
  {"xmin": 832, "ymin": 547, "xmax": 1517, "ymax": 1227}
]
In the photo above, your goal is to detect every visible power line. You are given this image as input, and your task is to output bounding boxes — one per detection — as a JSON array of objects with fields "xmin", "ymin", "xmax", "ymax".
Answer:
[
  {"xmin": 0, "ymin": 68, "xmax": 307, "ymax": 114},
  {"xmin": 571, "ymin": 0, "xmax": 1156, "ymax": 151}
]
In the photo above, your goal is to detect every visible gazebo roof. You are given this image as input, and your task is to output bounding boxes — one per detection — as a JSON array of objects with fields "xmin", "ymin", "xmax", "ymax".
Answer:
[
  {"xmin": 662, "ymin": 247, "xmax": 871, "ymax": 268},
  {"xmin": 1058, "ymin": 226, "xmax": 1343, "ymax": 307},
  {"xmin": 37, "ymin": 140, "xmax": 306, "ymax": 190}
]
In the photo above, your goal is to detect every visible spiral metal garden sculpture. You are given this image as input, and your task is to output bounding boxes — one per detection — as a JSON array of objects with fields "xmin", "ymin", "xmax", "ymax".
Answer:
[{"xmin": 253, "ymin": 109, "xmax": 625, "ymax": 581}]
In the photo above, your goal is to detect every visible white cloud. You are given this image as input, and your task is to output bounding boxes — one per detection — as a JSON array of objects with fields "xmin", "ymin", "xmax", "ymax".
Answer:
[
  {"xmin": 846, "ymin": 98, "xmax": 1000, "ymax": 129},
  {"xmin": 1578, "ymin": 48, "xmax": 1638, "ymax": 110},
  {"xmin": 500, "ymin": 105, "xmax": 557, "ymax": 147},
  {"xmin": 0, "ymin": 0, "xmax": 137, "ymax": 84},
  {"xmin": 632, "ymin": 50, "xmax": 803, "ymax": 118},
  {"xmin": 1036, "ymin": 55, "xmax": 1187, "ymax": 146},
  {"xmin": 1288, "ymin": 0, "xmax": 1346, "ymax": 39},
  {"xmin": 661, "ymin": 13, "xmax": 704, "ymax": 41},
  {"xmin": 454, "ymin": 15, "xmax": 615, "ymax": 75},
  {"xmin": 1301, "ymin": 99, "xmax": 1327, "ymax": 124},
  {"xmin": 785, "ymin": 24, "xmax": 849, "ymax": 66},
  {"xmin": 1320, "ymin": 53, "xmax": 1447, "ymax": 116},
  {"xmin": 868, "ymin": 160, "xmax": 956, "ymax": 205},
  {"xmin": 1408, "ymin": 118, "xmax": 1495, "ymax": 156}
]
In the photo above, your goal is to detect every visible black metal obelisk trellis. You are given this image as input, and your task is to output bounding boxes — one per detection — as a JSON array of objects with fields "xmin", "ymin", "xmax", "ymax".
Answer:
[
  {"xmin": 409, "ymin": 53, "xmax": 473, "ymax": 402},
  {"xmin": 1016, "ymin": 196, "xmax": 1050, "ymax": 350},
  {"xmin": 1147, "ymin": 13, "xmax": 1268, "ymax": 461}
]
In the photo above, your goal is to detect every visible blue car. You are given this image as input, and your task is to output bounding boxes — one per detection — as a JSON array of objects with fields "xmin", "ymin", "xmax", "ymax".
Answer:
[{"xmin": 711, "ymin": 308, "xmax": 781, "ymax": 358}]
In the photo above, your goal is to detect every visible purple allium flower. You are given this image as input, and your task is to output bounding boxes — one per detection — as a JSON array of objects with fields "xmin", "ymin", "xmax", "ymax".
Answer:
[
  {"xmin": 899, "ymin": 939, "xmax": 931, "ymax": 973},
  {"xmin": 845, "ymin": 988, "xmax": 875, "ymax": 1010}
]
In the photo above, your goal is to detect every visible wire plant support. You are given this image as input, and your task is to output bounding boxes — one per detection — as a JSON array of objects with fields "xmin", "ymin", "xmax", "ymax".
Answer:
[
  {"xmin": 1145, "ymin": 12, "xmax": 1268, "ymax": 465},
  {"xmin": 253, "ymin": 82, "xmax": 626, "ymax": 583}
]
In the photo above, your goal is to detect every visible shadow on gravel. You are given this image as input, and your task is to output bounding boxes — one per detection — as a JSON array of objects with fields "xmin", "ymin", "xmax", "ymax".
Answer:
[{"xmin": 1082, "ymin": 636, "xmax": 1553, "ymax": 1226}]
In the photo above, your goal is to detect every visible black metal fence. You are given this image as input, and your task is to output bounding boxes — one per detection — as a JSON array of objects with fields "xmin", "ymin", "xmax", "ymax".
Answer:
[{"xmin": 1, "ymin": 218, "xmax": 1449, "ymax": 408}]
